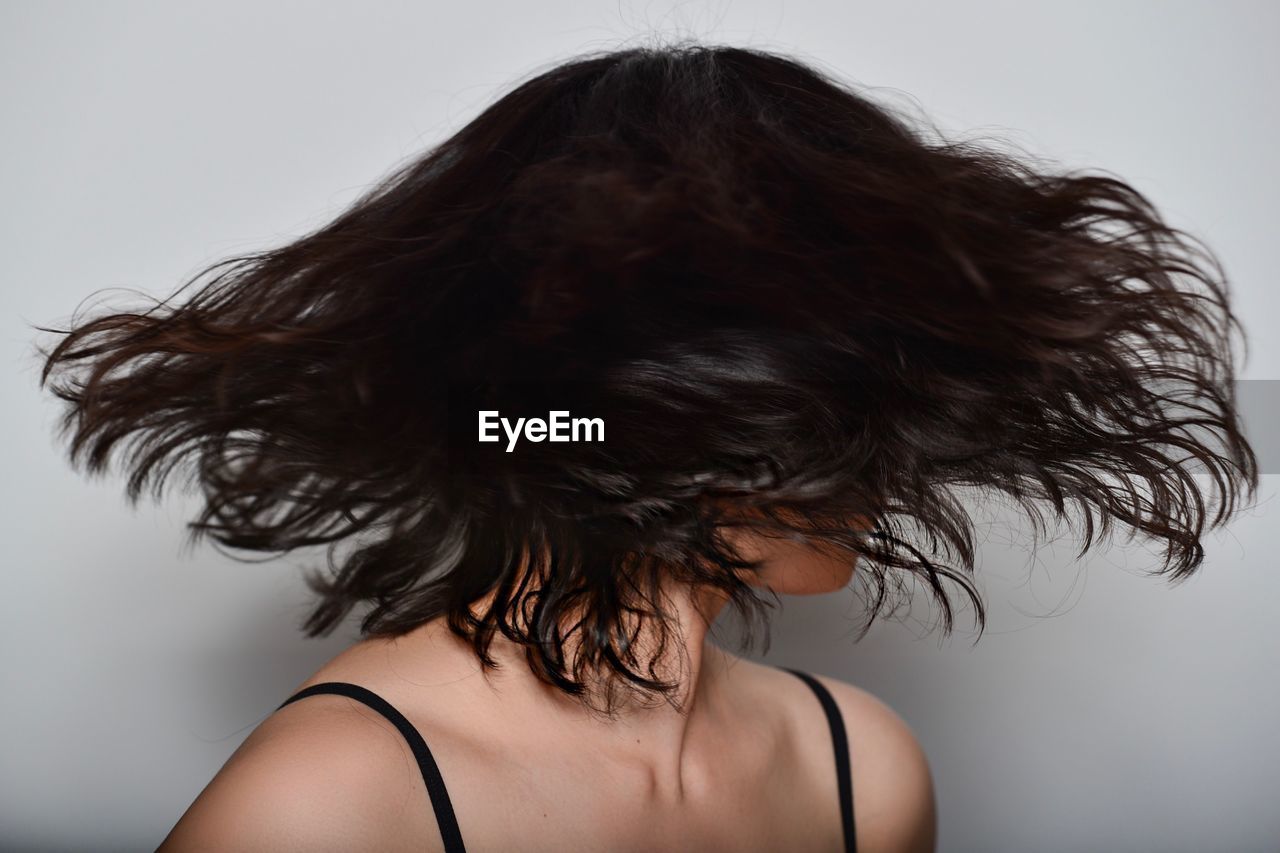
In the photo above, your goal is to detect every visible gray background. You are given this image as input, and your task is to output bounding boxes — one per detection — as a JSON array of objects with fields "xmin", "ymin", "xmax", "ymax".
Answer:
[{"xmin": 4, "ymin": 1, "xmax": 1278, "ymax": 851}]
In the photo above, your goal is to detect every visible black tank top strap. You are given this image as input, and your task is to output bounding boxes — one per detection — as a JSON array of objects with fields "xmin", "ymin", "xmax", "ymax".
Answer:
[
  {"xmin": 779, "ymin": 667, "xmax": 857, "ymax": 853},
  {"xmin": 277, "ymin": 682, "xmax": 467, "ymax": 853}
]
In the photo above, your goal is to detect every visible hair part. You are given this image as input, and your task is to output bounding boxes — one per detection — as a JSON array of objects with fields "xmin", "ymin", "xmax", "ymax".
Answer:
[{"xmin": 33, "ymin": 39, "xmax": 1259, "ymax": 712}]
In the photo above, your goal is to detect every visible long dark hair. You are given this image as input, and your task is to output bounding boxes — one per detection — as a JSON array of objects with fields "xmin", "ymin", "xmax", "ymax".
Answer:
[{"xmin": 33, "ymin": 41, "xmax": 1259, "ymax": 711}]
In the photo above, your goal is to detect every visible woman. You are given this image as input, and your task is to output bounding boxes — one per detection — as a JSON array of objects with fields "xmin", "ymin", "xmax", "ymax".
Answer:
[{"xmin": 36, "ymin": 41, "xmax": 1257, "ymax": 852}]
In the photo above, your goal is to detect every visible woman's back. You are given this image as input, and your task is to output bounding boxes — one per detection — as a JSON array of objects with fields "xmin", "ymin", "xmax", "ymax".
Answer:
[{"xmin": 158, "ymin": 618, "xmax": 936, "ymax": 852}]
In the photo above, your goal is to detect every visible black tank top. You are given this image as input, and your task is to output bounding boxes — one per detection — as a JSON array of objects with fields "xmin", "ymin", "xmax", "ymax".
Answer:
[{"xmin": 276, "ymin": 666, "xmax": 857, "ymax": 852}]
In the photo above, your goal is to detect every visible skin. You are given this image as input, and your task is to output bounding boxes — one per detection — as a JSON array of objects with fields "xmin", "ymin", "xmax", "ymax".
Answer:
[{"xmin": 158, "ymin": 522, "xmax": 937, "ymax": 852}]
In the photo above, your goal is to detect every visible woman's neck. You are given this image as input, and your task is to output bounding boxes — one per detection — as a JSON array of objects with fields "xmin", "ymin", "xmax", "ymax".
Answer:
[{"xmin": 445, "ymin": 568, "xmax": 743, "ymax": 800}]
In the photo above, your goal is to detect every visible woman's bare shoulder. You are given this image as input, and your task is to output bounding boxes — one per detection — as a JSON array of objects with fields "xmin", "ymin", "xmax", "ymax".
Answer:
[
  {"xmin": 158, "ymin": 657, "xmax": 453, "ymax": 852},
  {"xmin": 809, "ymin": 672, "xmax": 938, "ymax": 853},
  {"xmin": 709, "ymin": 655, "xmax": 935, "ymax": 851}
]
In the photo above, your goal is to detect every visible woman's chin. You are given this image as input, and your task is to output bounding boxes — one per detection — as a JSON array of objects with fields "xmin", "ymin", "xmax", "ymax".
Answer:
[{"xmin": 763, "ymin": 557, "xmax": 858, "ymax": 596}]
